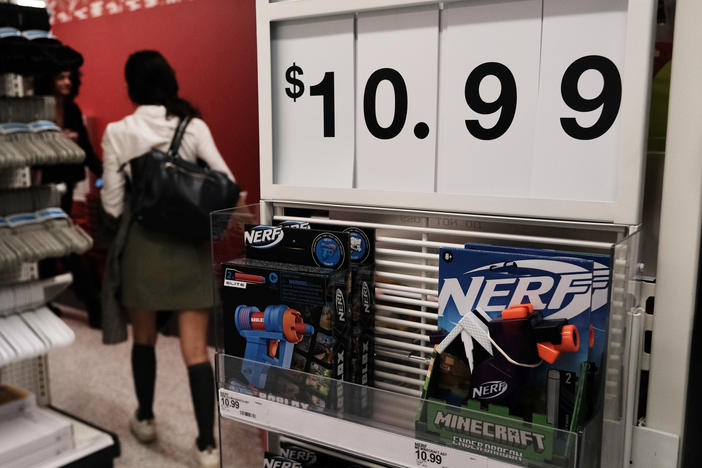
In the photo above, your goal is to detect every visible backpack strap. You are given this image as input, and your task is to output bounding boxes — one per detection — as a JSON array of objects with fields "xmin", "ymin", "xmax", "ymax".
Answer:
[
  {"xmin": 167, "ymin": 116, "xmax": 192, "ymax": 158},
  {"xmin": 118, "ymin": 116, "xmax": 192, "ymax": 173}
]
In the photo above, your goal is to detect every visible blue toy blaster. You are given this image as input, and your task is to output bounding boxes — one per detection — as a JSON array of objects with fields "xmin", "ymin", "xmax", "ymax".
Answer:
[{"xmin": 235, "ymin": 304, "xmax": 314, "ymax": 388}]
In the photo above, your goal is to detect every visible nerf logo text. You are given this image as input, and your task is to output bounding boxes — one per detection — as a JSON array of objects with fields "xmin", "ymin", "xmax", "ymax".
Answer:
[
  {"xmin": 473, "ymin": 380, "xmax": 508, "ymax": 400},
  {"xmin": 245, "ymin": 226, "xmax": 284, "ymax": 249},
  {"xmin": 439, "ymin": 260, "xmax": 593, "ymax": 321},
  {"xmin": 263, "ymin": 458, "xmax": 302, "ymax": 468},
  {"xmin": 362, "ymin": 282, "xmax": 371, "ymax": 315},
  {"xmin": 280, "ymin": 447, "xmax": 317, "ymax": 464},
  {"xmin": 335, "ymin": 289, "xmax": 346, "ymax": 323}
]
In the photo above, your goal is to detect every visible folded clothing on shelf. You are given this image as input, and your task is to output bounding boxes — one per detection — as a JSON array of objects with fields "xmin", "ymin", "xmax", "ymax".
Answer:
[
  {"xmin": 0, "ymin": 121, "xmax": 85, "ymax": 169},
  {"xmin": 0, "ymin": 305, "xmax": 75, "ymax": 366},
  {"xmin": 0, "ymin": 28, "xmax": 82, "ymax": 75},
  {"xmin": 0, "ymin": 271, "xmax": 72, "ymax": 315},
  {"xmin": 0, "ymin": 4, "xmax": 50, "ymax": 31},
  {"xmin": 0, "ymin": 208, "xmax": 93, "ymax": 270},
  {"xmin": 0, "ymin": 97, "xmax": 55, "ymax": 124},
  {"xmin": 0, "ymin": 185, "xmax": 62, "ymax": 216}
]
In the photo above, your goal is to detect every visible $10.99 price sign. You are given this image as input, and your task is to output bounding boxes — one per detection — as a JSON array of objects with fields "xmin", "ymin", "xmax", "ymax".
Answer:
[{"xmin": 271, "ymin": 0, "xmax": 634, "ymax": 213}]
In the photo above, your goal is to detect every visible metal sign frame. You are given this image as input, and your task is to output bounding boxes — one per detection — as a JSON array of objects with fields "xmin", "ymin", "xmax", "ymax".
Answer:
[{"xmin": 256, "ymin": 0, "xmax": 656, "ymax": 224}]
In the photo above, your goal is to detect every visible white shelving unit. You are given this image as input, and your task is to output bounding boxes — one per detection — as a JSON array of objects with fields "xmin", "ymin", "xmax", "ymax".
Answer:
[
  {"xmin": 216, "ymin": 1, "xmax": 696, "ymax": 467},
  {"xmin": 0, "ymin": 4, "xmax": 119, "ymax": 465},
  {"xmin": 33, "ymin": 408, "xmax": 116, "ymax": 468}
]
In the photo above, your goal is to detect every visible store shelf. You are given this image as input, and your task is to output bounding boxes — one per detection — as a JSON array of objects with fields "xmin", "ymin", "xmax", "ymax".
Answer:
[
  {"xmin": 0, "ymin": 209, "xmax": 94, "ymax": 270},
  {"xmin": 0, "ymin": 387, "xmax": 117, "ymax": 468},
  {"xmin": 0, "ymin": 306, "xmax": 75, "ymax": 367},
  {"xmin": 0, "ymin": 273, "xmax": 72, "ymax": 315},
  {"xmin": 0, "ymin": 121, "xmax": 86, "ymax": 169},
  {"xmin": 217, "ymin": 353, "xmax": 586, "ymax": 468},
  {"xmin": 36, "ymin": 407, "xmax": 119, "ymax": 468}
]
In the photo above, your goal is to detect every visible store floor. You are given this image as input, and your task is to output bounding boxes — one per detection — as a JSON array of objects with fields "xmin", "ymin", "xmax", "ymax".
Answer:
[{"xmin": 49, "ymin": 308, "xmax": 265, "ymax": 467}]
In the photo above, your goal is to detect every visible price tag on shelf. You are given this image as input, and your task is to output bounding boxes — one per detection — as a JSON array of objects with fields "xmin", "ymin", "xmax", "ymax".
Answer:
[
  {"xmin": 355, "ymin": 6, "xmax": 439, "ymax": 192},
  {"xmin": 406, "ymin": 440, "xmax": 487, "ymax": 468},
  {"xmin": 531, "ymin": 0, "xmax": 628, "ymax": 202},
  {"xmin": 436, "ymin": 0, "xmax": 542, "ymax": 198},
  {"xmin": 271, "ymin": 15, "xmax": 355, "ymax": 188},
  {"xmin": 218, "ymin": 389, "xmax": 269, "ymax": 424}
]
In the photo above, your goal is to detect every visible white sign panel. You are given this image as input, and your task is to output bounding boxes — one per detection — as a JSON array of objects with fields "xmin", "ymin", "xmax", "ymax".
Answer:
[
  {"xmin": 271, "ymin": 16, "xmax": 355, "ymax": 188},
  {"xmin": 259, "ymin": 1, "xmax": 654, "ymax": 223},
  {"xmin": 356, "ymin": 6, "xmax": 439, "ymax": 192},
  {"xmin": 437, "ymin": 0, "xmax": 542, "ymax": 197},
  {"xmin": 531, "ymin": 0, "xmax": 628, "ymax": 201}
]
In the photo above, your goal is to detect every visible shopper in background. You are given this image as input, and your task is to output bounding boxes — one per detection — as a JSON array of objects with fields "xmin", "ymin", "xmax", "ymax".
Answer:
[
  {"xmin": 34, "ymin": 68, "xmax": 103, "ymax": 328},
  {"xmin": 100, "ymin": 50, "xmax": 234, "ymax": 468},
  {"xmin": 34, "ymin": 69, "xmax": 103, "ymax": 210}
]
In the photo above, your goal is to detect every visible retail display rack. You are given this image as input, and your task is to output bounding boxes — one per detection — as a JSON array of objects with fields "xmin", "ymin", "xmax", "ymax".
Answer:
[
  {"xmin": 215, "ymin": 0, "xmax": 690, "ymax": 467},
  {"xmin": 0, "ymin": 2, "xmax": 119, "ymax": 466}
]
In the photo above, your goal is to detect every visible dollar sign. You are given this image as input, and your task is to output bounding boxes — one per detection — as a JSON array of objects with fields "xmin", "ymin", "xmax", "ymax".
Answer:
[{"xmin": 285, "ymin": 62, "xmax": 305, "ymax": 102}]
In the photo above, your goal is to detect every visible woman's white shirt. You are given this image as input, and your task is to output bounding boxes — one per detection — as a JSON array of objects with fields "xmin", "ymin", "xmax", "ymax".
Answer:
[{"xmin": 100, "ymin": 105, "xmax": 235, "ymax": 218}]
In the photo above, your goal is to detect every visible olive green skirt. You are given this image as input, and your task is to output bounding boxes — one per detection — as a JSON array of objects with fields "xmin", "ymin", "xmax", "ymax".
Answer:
[{"xmin": 120, "ymin": 222, "xmax": 214, "ymax": 311}]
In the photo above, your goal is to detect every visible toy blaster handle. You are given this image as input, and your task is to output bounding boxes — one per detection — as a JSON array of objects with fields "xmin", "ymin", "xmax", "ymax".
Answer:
[{"xmin": 500, "ymin": 304, "xmax": 580, "ymax": 364}]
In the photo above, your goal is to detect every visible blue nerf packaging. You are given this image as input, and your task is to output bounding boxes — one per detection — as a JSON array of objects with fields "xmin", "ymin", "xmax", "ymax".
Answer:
[
  {"xmin": 438, "ymin": 246, "xmax": 595, "ymax": 375},
  {"xmin": 462, "ymin": 243, "xmax": 611, "ymax": 374}
]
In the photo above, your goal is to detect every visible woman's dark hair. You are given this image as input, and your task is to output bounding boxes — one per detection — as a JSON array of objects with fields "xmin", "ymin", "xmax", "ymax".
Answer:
[
  {"xmin": 33, "ymin": 69, "xmax": 82, "ymax": 100},
  {"xmin": 125, "ymin": 50, "xmax": 200, "ymax": 119}
]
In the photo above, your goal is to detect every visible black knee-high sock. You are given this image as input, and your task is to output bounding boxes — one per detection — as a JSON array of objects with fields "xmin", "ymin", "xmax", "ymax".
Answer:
[
  {"xmin": 188, "ymin": 362, "xmax": 215, "ymax": 450},
  {"xmin": 132, "ymin": 344, "xmax": 156, "ymax": 421}
]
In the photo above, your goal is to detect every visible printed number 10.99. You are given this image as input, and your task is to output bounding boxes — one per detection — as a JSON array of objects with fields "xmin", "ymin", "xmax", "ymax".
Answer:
[
  {"xmin": 415, "ymin": 448, "xmax": 443, "ymax": 464},
  {"xmin": 284, "ymin": 55, "xmax": 621, "ymax": 142}
]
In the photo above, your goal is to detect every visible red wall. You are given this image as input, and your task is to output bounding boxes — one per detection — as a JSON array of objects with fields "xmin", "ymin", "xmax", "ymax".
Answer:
[{"xmin": 52, "ymin": 0, "xmax": 260, "ymax": 203}]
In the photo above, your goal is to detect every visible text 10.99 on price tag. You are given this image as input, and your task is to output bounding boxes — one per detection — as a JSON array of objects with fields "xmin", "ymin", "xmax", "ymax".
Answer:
[
  {"xmin": 218, "ymin": 389, "xmax": 268, "ymax": 424},
  {"xmin": 409, "ymin": 441, "xmax": 487, "ymax": 468}
]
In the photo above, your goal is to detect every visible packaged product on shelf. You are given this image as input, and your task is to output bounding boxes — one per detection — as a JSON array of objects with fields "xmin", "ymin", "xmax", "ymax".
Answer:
[
  {"xmin": 417, "ymin": 244, "xmax": 609, "ymax": 467},
  {"xmin": 263, "ymin": 452, "xmax": 303, "ymax": 468},
  {"xmin": 462, "ymin": 243, "xmax": 611, "ymax": 418},
  {"xmin": 0, "ymin": 386, "xmax": 73, "ymax": 468},
  {"xmin": 220, "ymin": 225, "xmax": 351, "ymax": 411},
  {"xmin": 278, "ymin": 221, "xmax": 375, "ymax": 414},
  {"xmin": 278, "ymin": 441, "xmax": 381, "ymax": 467}
]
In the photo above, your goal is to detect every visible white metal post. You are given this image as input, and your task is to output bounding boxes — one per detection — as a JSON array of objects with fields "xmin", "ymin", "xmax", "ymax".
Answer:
[{"xmin": 647, "ymin": 0, "xmax": 702, "ymax": 456}]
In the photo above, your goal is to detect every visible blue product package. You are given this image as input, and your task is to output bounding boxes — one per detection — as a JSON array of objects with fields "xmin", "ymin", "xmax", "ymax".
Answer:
[
  {"xmin": 462, "ymin": 243, "xmax": 611, "ymax": 372},
  {"xmin": 438, "ymin": 246, "xmax": 594, "ymax": 375}
]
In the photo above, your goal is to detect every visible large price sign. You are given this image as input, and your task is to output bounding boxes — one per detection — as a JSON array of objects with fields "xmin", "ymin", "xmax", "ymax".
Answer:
[
  {"xmin": 261, "ymin": 0, "xmax": 655, "ymax": 223},
  {"xmin": 271, "ymin": 16, "xmax": 355, "ymax": 188}
]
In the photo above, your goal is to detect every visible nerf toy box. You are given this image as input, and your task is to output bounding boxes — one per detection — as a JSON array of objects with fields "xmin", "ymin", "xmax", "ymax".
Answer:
[
  {"xmin": 463, "ymin": 243, "xmax": 611, "ymax": 417},
  {"xmin": 220, "ymin": 225, "xmax": 351, "ymax": 410},
  {"xmin": 274, "ymin": 441, "xmax": 387, "ymax": 467},
  {"xmin": 277, "ymin": 221, "xmax": 375, "ymax": 415},
  {"xmin": 416, "ymin": 244, "xmax": 609, "ymax": 466},
  {"xmin": 278, "ymin": 221, "xmax": 376, "ymax": 389}
]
